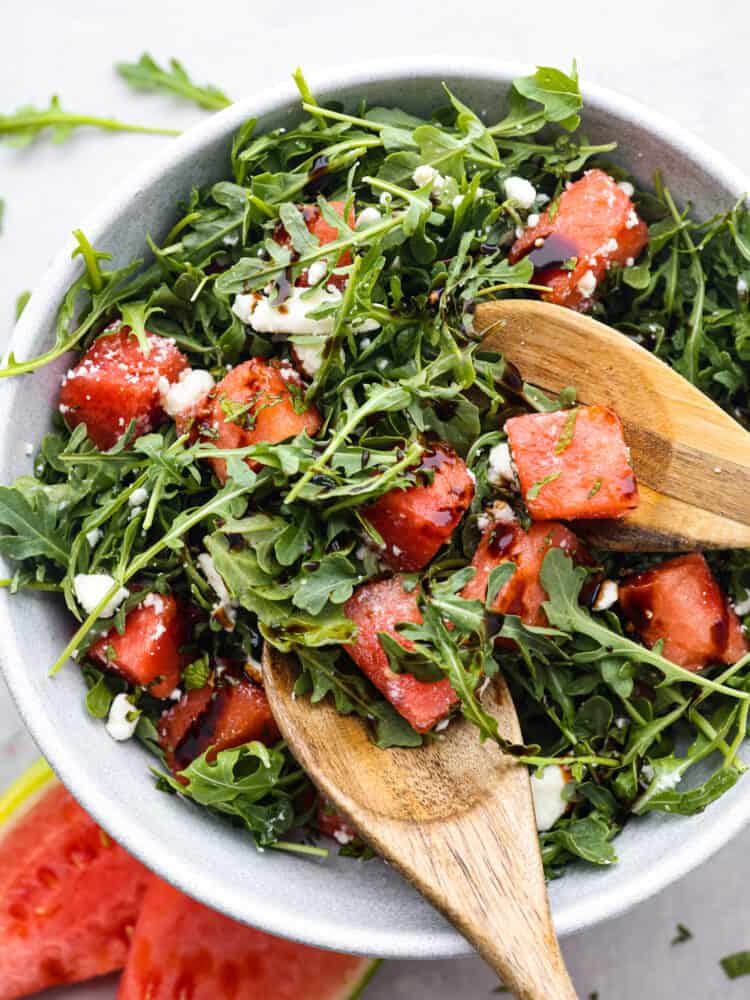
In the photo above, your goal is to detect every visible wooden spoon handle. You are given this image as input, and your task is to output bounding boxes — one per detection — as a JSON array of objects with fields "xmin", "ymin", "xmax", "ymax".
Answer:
[{"xmin": 375, "ymin": 786, "xmax": 578, "ymax": 999}]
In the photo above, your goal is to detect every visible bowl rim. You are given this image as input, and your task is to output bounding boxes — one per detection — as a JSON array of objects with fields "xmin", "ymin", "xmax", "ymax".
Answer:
[{"xmin": 2, "ymin": 56, "xmax": 750, "ymax": 958}]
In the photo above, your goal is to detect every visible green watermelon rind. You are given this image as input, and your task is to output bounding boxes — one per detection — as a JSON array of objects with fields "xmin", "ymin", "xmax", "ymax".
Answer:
[
  {"xmin": 344, "ymin": 958, "xmax": 383, "ymax": 999},
  {"xmin": 0, "ymin": 757, "xmax": 56, "ymax": 828}
]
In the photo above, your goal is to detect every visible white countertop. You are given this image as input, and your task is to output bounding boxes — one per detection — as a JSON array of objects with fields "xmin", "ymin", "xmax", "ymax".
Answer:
[{"xmin": 2, "ymin": 2, "xmax": 750, "ymax": 997}]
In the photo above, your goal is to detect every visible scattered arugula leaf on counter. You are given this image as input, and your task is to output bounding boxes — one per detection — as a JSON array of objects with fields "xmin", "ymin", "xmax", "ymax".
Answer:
[
  {"xmin": 116, "ymin": 53, "xmax": 231, "ymax": 111},
  {"xmin": 721, "ymin": 950, "xmax": 750, "ymax": 980},
  {"xmin": 671, "ymin": 923, "xmax": 693, "ymax": 945},
  {"xmin": 0, "ymin": 95, "xmax": 178, "ymax": 147}
]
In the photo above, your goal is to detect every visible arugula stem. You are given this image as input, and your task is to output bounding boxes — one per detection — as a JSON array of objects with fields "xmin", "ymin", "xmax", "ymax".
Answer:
[
  {"xmin": 0, "ymin": 113, "xmax": 179, "ymax": 138},
  {"xmin": 0, "ymin": 578, "xmax": 61, "ymax": 591},
  {"xmin": 270, "ymin": 840, "xmax": 328, "ymax": 858}
]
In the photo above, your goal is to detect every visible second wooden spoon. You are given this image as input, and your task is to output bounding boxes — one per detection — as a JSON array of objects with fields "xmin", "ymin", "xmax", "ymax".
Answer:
[{"xmin": 474, "ymin": 298, "xmax": 750, "ymax": 551}]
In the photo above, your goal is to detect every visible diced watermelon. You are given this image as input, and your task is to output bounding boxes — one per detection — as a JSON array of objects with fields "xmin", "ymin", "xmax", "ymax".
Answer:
[
  {"xmin": 197, "ymin": 358, "xmax": 322, "ymax": 483},
  {"xmin": 619, "ymin": 553, "xmax": 749, "ymax": 671},
  {"xmin": 343, "ymin": 576, "xmax": 457, "ymax": 732},
  {"xmin": 118, "ymin": 877, "xmax": 378, "ymax": 1000},
  {"xmin": 316, "ymin": 797, "xmax": 358, "ymax": 846},
  {"xmin": 58, "ymin": 327, "xmax": 189, "ymax": 450},
  {"xmin": 274, "ymin": 201, "xmax": 355, "ymax": 290},
  {"xmin": 461, "ymin": 509, "xmax": 588, "ymax": 627},
  {"xmin": 362, "ymin": 444, "xmax": 475, "ymax": 571},
  {"xmin": 0, "ymin": 773, "xmax": 149, "ymax": 1000},
  {"xmin": 158, "ymin": 676, "xmax": 281, "ymax": 775},
  {"xmin": 509, "ymin": 169, "xmax": 649, "ymax": 311},
  {"xmin": 89, "ymin": 593, "xmax": 186, "ymax": 699},
  {"xmin": 505, "ymin": 405, "xmax": 639, "ymax": 521}
]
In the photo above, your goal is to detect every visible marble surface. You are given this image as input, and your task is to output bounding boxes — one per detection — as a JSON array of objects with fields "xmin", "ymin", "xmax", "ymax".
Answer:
[{"xmin": 2, "ymin": 2, "xmax": 750, "ymax": 996}]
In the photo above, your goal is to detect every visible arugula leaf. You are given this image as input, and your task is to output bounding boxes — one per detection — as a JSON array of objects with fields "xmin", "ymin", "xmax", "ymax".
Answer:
[
  {"xmin": 116, "ymin": 53, "xmax": 231, "ymax": 111},
  {"xmin": 721, "ymin": 951, "xmax": 750, "ymax": 980},
  {"xmin": 671, "ymin": 923, "xmax": 692, "ymax": 945},
  {"xmin": 0, "ymin": 95, "xmax": 178, "ymax": 147},
  {"xmin": 0, "ymin": 485, "xmax": 69, "ymax": 566}
]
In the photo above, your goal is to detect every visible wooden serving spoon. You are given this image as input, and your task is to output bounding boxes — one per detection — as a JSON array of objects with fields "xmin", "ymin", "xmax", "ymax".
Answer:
[
  {"xmin": 473, "ymin": 298, "xmax": 750, "ymax": 551},
  {"xmin": 263, "ymin": 647, "xmax": 578, "ymax": 1000}
]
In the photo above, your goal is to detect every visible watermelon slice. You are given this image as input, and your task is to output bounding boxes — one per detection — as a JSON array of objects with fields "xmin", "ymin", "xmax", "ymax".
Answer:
[
  {"xmin": 118, "ymin": 876, "xmax": 380, "ymax": 1000},
  {"xmin": 0, "ymin": 761, "xmax": 150, "ymax": 1000}
]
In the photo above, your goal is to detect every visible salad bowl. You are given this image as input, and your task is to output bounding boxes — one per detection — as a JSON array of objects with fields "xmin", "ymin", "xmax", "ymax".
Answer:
[{"xmin": 1, "ymin": 59, "xmax": 749, "ymax": 960}]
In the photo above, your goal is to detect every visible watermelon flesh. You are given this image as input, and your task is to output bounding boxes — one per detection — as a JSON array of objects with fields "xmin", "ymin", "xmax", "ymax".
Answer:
[
  {"xmin": 118, "ymin": 876, "xmax": 378, "ymax": 1000},
  {"xmin": 0, "ymin": 777, "xmax": 149, "ymax": 1000}
]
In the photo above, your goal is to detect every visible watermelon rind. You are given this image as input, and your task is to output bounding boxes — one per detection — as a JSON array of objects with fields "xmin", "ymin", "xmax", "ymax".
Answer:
[
  {"xmin": 345, "ymin": 958, "xmax": 383, "ymax": 999},
  {"xmin": 0, "ymin": 756, "xmax": 55, "ymax": 827}
]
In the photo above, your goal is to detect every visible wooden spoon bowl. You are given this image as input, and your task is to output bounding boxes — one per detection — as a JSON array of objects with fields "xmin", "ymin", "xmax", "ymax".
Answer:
[
  {"xmin": 263, "ymin": 647, "xmax": 578, "ymax": 1000},
  {"xmin": 474, "ymin": 299, "xmax": 750, "ymax": 550}
]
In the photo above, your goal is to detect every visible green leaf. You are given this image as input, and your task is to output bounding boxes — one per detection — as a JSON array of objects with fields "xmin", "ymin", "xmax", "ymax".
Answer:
[
  {"xmin": 721, "ymin": 951, "xmax": 750, "ymax": 980},
  {"xmin": 0, "ymin": 485, "xmax": 69, "ymax": 566},
  {"xmin": 292, "ymin": 553, "xmax": 363, "ymax": 615},
  {"xmin": 116, "ymin": 53, "xmax": 231, "ymax": 111}
]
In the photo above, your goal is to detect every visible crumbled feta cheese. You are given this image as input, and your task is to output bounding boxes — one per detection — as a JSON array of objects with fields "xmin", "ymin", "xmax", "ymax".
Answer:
[
  {"xmin": 504, "ymin": 176, "xmax": 536, "ymax": 210},
  {"xmin": 233, "ymin": 285, "xmax": 341, "ymax": 336},
  {"xmin": 159, "ymin": 369, "xmax": 215, "ymax": 419},
  {"xmin": 641, "ymin": 764, "xmax": 655, "ymax": 782},
  {"xmin": 333, "ymin": 829, "xmax": 354, "ymax": 846},
  {"xmin": 197, "ymin": 552, "xmax": 237, "ymax": 626},
  {"xmin": 434, "ymin": 717, "xmax": 451, "ymax": 732},
  {"xmin": 142, "ymin": 592, "xmax": 166, "ymax": 613},
  {"xmin": 105, "ymin": 693, "xmax": 141, "ymax": 742},
  {"xmin": 604, "ymin": 238, "xmax": 619, "ymax": 254},
  {"xmin": 169, "ymin": 687, "xmax": 183, "ymax": 701},
  {"xmin": 452, "ymin": 194, "xmax": 465, "ymax": 210},
  {"xmin": 292, "ymin": 339, "xmax": 326, "ymax": 378},
  {"xmin": 515, "ymin": 226, "xmax": 525, "ymax": 240},
  {"xmin": 592, "ymin": 579, "xmax": 619, "ymax": 611},
  {"xmin": 531, "ymin": 765, "xmax": 569, "ymax": 831},
  {"xmin": 487, "ymin": 442, "xmax": 518, "ymax": 488},
  {"xmin": 625, "ymin": 257, "xmax": 635, "ymax": 267},
  {"xmin": 526, "ymin": 213, "xmax": 540, "ymax": 228},
  {"xmin": 356, "ymin": 207, "xmax": 381, "ymax": 229},
  {"xmin": 625, "ymin": 208, "xmax": 640, "ymax": 229},
  {"xmin": 734, "ymin": 590, "xmax": 750, "ymax": 617},
  {"xmin": 577, "ymin": 269, "xmax": 598, "ymax": 298},
  {"xmin": 412, "ymin": 164, "xmax": 444, "ymax": 196},
  {"xmin": 85, "ymin": 527, "xmax": 103, "ymax": 548},
  {"xmin": 73, "ymin": 574, "xmax": 128, "ymax": 618},
  {"xmin": 379, "ymin": 191, "xmax": 392, "ymax": 207},
  {"xmin": 129, "ymin": 487, "xmax": 149, "ymax": 507},
  {"xmin": 617, "ymin": 181, "xmax": 635, "ymax": 197},
  {"xmin": 738, "ymin": 277, "xmax": 749, "ymax": 298},
  {"xmin": 24, "ymin": 442, "xmax": 33, "ymax": 457},
  {"xmin": 652, "ymin": 769, "xmax": 682, "ymax": 793},
  {"xmin": 306, "ymin": 259, "xmax": 328, "ymax": 286}
]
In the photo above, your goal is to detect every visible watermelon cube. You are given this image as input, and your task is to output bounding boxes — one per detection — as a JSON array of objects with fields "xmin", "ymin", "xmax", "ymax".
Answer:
[
  {"xmin": 343, "ymin": 576, "xmax": 458, "ymax": 732},
  {"xmin": 58, "ymin": 328, "xmax": 189, "ymax": 450},
  {"xmin": 505, "ymin": 404, "xmax": 639, "ymax": 521},
  {"xmin": 362, "ymin": 443, "xmax": 475, "ymax": 571},
  {"xmin": 90, "ymin": 593, "xmax": 186, "ymax": 699},
  {"xmin": 509, "ymin": 168, "xmax": 649, "ymax": 311},
  {"xmin": 461, "ymin": 507, "xmax": 588, "ymax": 627},
  {"xmin": 619, "ymin": 553, "xmax": 749, "ymax": 671}
]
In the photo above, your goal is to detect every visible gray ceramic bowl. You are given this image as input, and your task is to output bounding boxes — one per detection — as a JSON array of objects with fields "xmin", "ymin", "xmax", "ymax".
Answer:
[{"xmin": 2, "ymin": 60, "xmax": 749, "ymax": 960}]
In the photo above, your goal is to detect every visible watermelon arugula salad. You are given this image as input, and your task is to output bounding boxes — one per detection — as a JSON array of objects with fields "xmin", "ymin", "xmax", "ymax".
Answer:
[
  {"xmin": 1, "ymin": 63, "xmax": 750, "ymax": 874},
  {"xmin": 0, "ymin": 763, "xmax": 377, "ymax": 1000}
]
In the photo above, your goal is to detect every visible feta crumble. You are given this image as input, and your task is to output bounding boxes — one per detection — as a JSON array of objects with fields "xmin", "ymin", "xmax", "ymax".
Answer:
[
  {"xmin": 487, "ymin": 442, "xmax": 518, "ymax": 488},
  {"xmin": 197, "ymin": 552, "xmax": 237, "ymax": 626},
  {"xmin": 105, "ymin": 693, "xmax": 141, "ymax": 742},
  {"xmin": 592, "ymin": 579, "xmax": 619, "ymax": 611},
  {"xmin": 625, "ymin": 208, "xmax": 640, "ymax": 230},
  {"xmin": 356, "ymin": 207, "xmax": 381, "ymax": 229},
  {"xmin": 159, "ymin": 369, "xmax": 215, "ymax": 419},
  {"xmin": 738, "ymin": 277, "xmax": 749, "ymax": 298},
  {"xmin": 531, "ymin": 765, "xmax": 569, "ymax": 831},
  {"xmin": 129, "ymin": 487, "xmax": 149, "ymax": 507},
  {"xmin": 73, "ymin": 574, "xmax": 129, "ymax": 618},
  {"xmin": 306, "ymin": 259, "xmax": 328, "ymax": 286},
  {"xmin": 526, "ymin": 213, "xmax": 540, "ymax": 228},
  {"xmin": 85, "ymin": 527, "xmax": 103, "ymax": 548},
  {"xmin": 292, "ymin": 339, "xmax": 326, "ymax": 378},
  {"xmin": 412, "ymin": 164, "xmax": 445, "ymax": 196},
  {"xmin": 504, "ymin": 176, "xmax": 536, "ymax": 210},
  {"xmin": 24, "ymin": 442, "xmax": 33, "ymax": 457},
  {"xmin": 577, "ymin": 269, "xmax": 598, "ymax": 298},
  {"xmin": 233, "ymin": 285, "xmax": 341, "ymax": 336},
  {"xmin": 734, "ymin": 590, "xmax": 750, "ymax": 617},
  {"xmin": 617, "ymin": 180, "xmax": 635, "ymax": 197}
]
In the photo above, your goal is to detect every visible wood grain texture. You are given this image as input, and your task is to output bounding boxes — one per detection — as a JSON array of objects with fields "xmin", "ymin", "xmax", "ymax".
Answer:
[
  {"xmin": 474, "ymin": 299, "xmax": 750, "ymax": 550},
  {"xmin": 263, "ymin": 647, "xmax": 578, "ymax": 1000}
]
